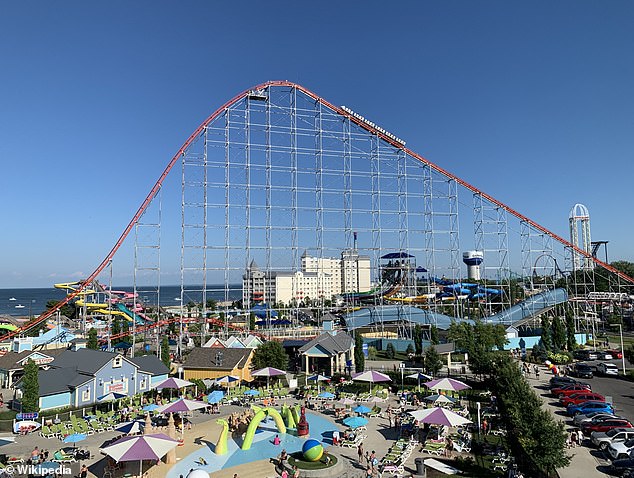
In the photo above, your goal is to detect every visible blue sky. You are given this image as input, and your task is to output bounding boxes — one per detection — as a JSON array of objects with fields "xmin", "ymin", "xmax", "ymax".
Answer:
[{"xmin": 1, "ymin": 1, "xmax": 633, "ymax": 288}]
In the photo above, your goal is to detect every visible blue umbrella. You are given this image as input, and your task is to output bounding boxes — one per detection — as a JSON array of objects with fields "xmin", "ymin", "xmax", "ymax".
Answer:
[
  {"xmin": 353, "ymin": 405, "xmax": 371, "ymax": 414},
  {"xmin": 343, "ymin": 416, "xmax": 369, "ymax": 429},
  {"xmin": 115, "ymin": 420, "xmax": 145, "ymax": 435},
  {"xmin": 63, "ymin": 433, "xmax": 87, "ymax": 449},
  {"xmin": 207, "ymin": 390, "xmax": 225, "ymax": 404},
  {"xmin": 244, "ymin": 389, "xmax": 260, "ymax": 396},
  {"xmin": 142, "ymin": 404, "xmax": 160, "ymax": 412},
  {"xmin": 318, "ymin": 392, "xmax": 335, "ymax": 399}
]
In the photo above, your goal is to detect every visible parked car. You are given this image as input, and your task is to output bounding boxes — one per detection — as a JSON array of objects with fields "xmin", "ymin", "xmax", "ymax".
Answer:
[
  {"xmin": 591, "ymin": 428, "xmax": 634, "ymax": 451},
  {"xmin": 552, "ymin": 383, "xmax": 593, "ymax": 397},
  {"xmin": 597, "ymin": 362, "xmax": 620, "ymax": 376},
  {"xmin": 550, "ymin": 376, "xmax": 580, "ymax": 387},
  {"xmin": 608, "ymin": 438, "xmax": 634, "ymax": 461},
  {"xmin": 582, "ymin": 419, "xmax": 633, "ymax": 434},
  {"xmin": 561, "ymin": 392, "xmax": 605, "ymax": 407},
  {"xmin": 598, "ymin": 351, "xmax": 614, "ymax": 360},
  {"xmin": 569, "ymin": 363, "xmax": 594, "ymax": 379},
  {"xmin": 608, "ymin": 349, "xmax": 624, "ymax": 360},
  {"xmin": 610, "ymin": 458, "xmax": 634, "ymax": 475},
  {"xmin": 574, "ymin": 411, "xmax": 619, "ymax": 426},
  {"xmin": 575, "ymin": 350, "xmax": 599, "ymax": 361},
  {"xmin": 567, "ymin": 401, "xmax": 615, "ymax": 417}
]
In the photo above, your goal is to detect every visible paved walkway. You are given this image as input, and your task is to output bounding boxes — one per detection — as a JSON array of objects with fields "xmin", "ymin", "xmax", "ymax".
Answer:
[{"xmin": 526, "ymin": 364, "xmax": 612, "ymax": 478}]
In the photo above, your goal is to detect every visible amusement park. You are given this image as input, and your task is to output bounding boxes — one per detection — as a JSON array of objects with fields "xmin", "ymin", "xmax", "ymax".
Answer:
[{"xmin": 1, "ymin": 81, "xmax": 634, "ymax": 478}]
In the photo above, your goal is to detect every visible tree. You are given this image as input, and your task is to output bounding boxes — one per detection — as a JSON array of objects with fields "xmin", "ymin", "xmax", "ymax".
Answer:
[
  {"xmin": 430, "ymin": 325, "xmax": 439, "ymax": 345},
  {"xmin": 424, "ymin": 346, "xmax": 443, "ymax": 377},
  {"xmin": 540, "ymin": 316, "xmax": 553, "ymax": 352},
  {"xmin": 386, "ymin": 343, "xmax": 396, "ymax": 359},
  {"xmin": 252, "ymin": 341, "xmax": 289, "ymax": 371},
  {"xmin": 249, "ymin": 313, "xmax": 256, "ymax": 331},
  {"xmin": 111, "ymin": 317, "xmax": 122, "ymax": 344},
  {"xmin": 354, "ymin": 333, "xmax": 365, "ymax": 373},
  {"xmin": 448, "ymin": 319, "xmax": 507, "ymax": 376},
  {"xmin": 22, "ymin": 359, "xmax": 39, "ymax": 413},
  {"xmin": 161, "ymin": 336, "xmax": 171, "ymax": 368},
  {"xmin": 552, "ymin": 316, "xmax": 566, "ymax": 351},
  {"xmin": 45, "ymin": 299, "xmax": 75, "ymax": 319},
  {"xmin": 565, "ymin": 306, "xmax": 577, "ymax": 351},
  {"xmin": 413, "ymin": 324, "xmax": 423, "ymax": 356},
  {"xmin": 87, "ymin": 328, "xmax": 98, "ymax": 350},
  {"xmin": 405, "ymin": 343, "xmax": 415, "ymax": 356}
]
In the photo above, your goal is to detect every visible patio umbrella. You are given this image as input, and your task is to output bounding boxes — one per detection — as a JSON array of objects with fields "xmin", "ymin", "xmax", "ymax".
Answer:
[
  {"xmin": 98, "ymin": 392, "xmax": 127, "ymax": 411},
  {"xmin": 142, "ymin": 404, "xmax": 160, "ymax": 412},
  {"xmin": 115, "ymin": 420, "xmax": 145, "ymax": 435},
  {"xmin": 252, "ymin": 367, "xmax": 286, "ymax": 390},
  {"xmin": 207, "ymin": 390, "xmax": 224, "ymax": 404},
  {"xmin": 424, "ymin": 394, "xmax": 458, "ymax": 405},
  {"xmin": 0, "ymin": 436, "xmax": 15, "ymax": 447},
  {"xmin": 154, "ymin": 377, "xmax": 194, "ymax": 390},
  {"xmin": 407, "ymin": 371, "xmax": 433, "ymax": 392},
  {"xmin": 424, "ymin": 378, "xmax": 470, "ymax": 392},
  {"xmin": 155, "ymin": 398, "xmax": 208, "ymax": 414},
  {"xmin": 408, "ymin": 407, "xmax": 472, "ymax": 427},
  {"xmin": 353, "ymin": 405, "xmax": 371, "ymax": 414},
  {"xmin": 343, "ymin": 416, "xmax": 369, "ymax": 429},
  {"xmin": 317, "ymin": 392, "xmax": 335, "ymax": 399},
  {"xmin": 307, "ymin": 374, "xmax": 330, "ymax": 393},
  {"xmin": 339, "ymin": 397, "xmax": 356, "ymax": 406},
  {"xmin": 352, "ymin": 370, "xmax": 391, "ymax": 393},
  {"xmin": 214, "ymin": 375, "xmax": 240, "ymax": 386},
  {"xmin": 36, "ymin": 462, "xmax": 61, "ymax": 476},
  {"xmin": 63, "ymin": 433, "xmax": 87, "ymax": 449},
  {"xmin": 100, "ymin": 433, "xmax": 179, "ymax": 477},
  {"xmin": 368, "ymin": 396, "xmax": 385, "ymax": 403},
  {"xmin": 244, "ymin": 389, "xmax": 260, "ymax": 396}
]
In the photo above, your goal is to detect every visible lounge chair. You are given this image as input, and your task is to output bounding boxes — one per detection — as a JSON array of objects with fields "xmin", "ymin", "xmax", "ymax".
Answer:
[
  {"xmin": 421, "ymin": 442, "xmax": 445, "ymax": 456},
  {"xmin": 53, "ymin": 451, "xmax": 75, "ymax": 463},
  {"xmin": 369, "ymin": 406, "xmax": 382, "ymax": 418}
]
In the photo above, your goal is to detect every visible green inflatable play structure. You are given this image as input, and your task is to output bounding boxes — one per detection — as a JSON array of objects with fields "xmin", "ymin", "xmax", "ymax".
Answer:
[
  {"xmin": 241, "ymin": 406, "xmax": 287, "ymax": 450},
  {"xmin": 215, "ymin": 419, "xmax": 229, "ymax": 455},
  {"xmin": 282, "ymin": 404, "xmax": 297, "ymax": 429}
]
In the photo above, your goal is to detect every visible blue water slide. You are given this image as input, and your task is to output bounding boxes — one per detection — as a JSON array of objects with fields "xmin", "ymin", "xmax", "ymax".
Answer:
[
  {"xmin": 344, "ymin": 288, "xmax": 568, "ymax": 330},
  {"xmin": 116, "ymin": 303, "xmax": 146, "ymax": 324}
]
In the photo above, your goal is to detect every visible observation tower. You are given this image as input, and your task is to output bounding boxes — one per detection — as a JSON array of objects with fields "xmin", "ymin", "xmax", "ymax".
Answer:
[{"xmin": 569, "ymin": 204, "xmax": 592, "ymax": 270}]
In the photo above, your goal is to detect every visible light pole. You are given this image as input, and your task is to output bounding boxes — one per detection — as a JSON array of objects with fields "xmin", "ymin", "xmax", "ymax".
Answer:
[{"xmin": 619, "ymin": 323, "xmax": 627, "ymax": 375}]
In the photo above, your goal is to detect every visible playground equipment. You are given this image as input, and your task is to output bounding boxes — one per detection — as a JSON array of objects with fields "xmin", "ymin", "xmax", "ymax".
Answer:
[
  {"xmin": 241, "ymin": 406, "xmax": 287, "ymax": 451},
  {"xmin": 297, "ymin": 406, "xmax": 309, "ymax": 437},
  {"xmin": 302, "ymin": 439, "xmax": 323, "ymax": 462},
  {"xmin": 215, "ymin": 419, "xmax": 229, "ymax": 455},
  {"xmin": 282, "ymin": 405, "xmax": 297, "ymax": 429}
]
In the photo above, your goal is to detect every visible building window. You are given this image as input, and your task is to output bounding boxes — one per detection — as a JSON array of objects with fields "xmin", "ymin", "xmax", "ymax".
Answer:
[
  {"xmin": 112, "ymin": 356, "xmax": 123, "ymax": 368},
  {"xmin": 82, "ymin": 388, "xmax": 90, "ymax": 402},
  {"xmin": 140, "ymin": 378, "xmax": 147, "ymax": 390}
]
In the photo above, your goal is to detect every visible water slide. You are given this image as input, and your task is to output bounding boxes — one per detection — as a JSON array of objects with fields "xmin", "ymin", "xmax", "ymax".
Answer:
[
  {"xmin": 342, "ymin": 283, "xmax": 401, "ymax": 304},
  {"xmin": 115, "ymin": 303, "xmax": 149, "ymax": 325},
  {"xmin": 344, "ymin": 288, "xmax": 568, "ymax": 330}
]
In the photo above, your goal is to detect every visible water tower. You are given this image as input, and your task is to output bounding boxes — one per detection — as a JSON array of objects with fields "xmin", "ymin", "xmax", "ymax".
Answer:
[
  {"xmin": 463, "ymin": 251, "xmax": 484, "ymax": 281},
  {"xmin": 569, "ymin": 204, "xmax": 592, "ymax": 270}
]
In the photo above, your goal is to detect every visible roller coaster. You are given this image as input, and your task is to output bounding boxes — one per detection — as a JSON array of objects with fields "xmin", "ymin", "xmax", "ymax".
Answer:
[{"xmin": 6, "ymin": 81, "xmax": 634, "ymax": 347}]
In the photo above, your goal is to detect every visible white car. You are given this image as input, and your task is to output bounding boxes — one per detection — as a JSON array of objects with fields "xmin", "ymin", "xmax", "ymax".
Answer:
[
  {"xmin": 608, "ymin": 437, "xmax": 634, "ymax": 460},
  {"xmin": 597, "ymin": 362, "xmax": 619, "ymax": 376},
  {"xmin": 591, "ymin": 428, "xmax": 634, "ymax": 451}
]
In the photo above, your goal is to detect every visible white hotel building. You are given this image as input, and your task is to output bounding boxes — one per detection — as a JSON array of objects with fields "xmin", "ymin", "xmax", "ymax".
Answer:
[{"xmin": 242, "ymin": 250, "xmax": 371, "ymax": 306}]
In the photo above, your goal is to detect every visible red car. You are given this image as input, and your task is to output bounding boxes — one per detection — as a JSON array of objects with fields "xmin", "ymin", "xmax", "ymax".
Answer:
[
  {"xmin": 608, "ymin": 349, "xmax": 623, "ymax": 359},
  {"xmin": 552, "ymin": 383, "xmax": 592, "ymax": 397},
  {"xmin": 561, "ymin": 392, "xmax": 605, "ymax": 407},
  {"xmin": 582, "ymin": 419, "xmax": 633, "ymax": 434}
]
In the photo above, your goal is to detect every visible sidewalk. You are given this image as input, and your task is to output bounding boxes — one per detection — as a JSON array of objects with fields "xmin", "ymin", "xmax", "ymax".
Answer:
[{"xmin": 526, "ymin": 365, "xmax": 612, "ymax": 478}]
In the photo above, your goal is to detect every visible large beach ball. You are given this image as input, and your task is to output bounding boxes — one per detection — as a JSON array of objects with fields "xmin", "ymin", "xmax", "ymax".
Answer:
[
  {"xmin": 302, "ymin": 439, "xmax": 324, "ymax": 462},
  {"xmin": 186, "ymin": 470, "xmax": 210, "ymax": 478}
]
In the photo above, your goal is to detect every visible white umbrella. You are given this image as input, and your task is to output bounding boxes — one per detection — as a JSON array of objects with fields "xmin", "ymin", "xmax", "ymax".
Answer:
[
  {"xmin": 408, "ymin": 407, "xmax": 472, "ymax": 427},
  {"xmin": 424, "ymin": 378, "xmax": 470, "ymax": 392},
  {"xmin": 154, "ymin": 377, "xmax": 194, "ymax": 390},
  {"xmin": 407, "ymin": 372, "xmax": 433, "ymax": 392},
  {"xmin": 252, "ymin": 367, "xmax": 286, "ymax": 390},
  {"xmin": 155, "ymin": 398, "xmax": 208, "ymax": 414},
  {"xmin": 307, "ymin": 373, "xmax": 330, "ymax": 393},
  {"xmin": 339, "ymin": 397, "xmax": 356, "ymax": 406}
]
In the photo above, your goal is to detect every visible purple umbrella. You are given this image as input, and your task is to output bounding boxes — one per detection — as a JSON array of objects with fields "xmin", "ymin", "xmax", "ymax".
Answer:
[
  {"xmin": 155, "ymin": 398, "xmax": 208, "ymax": 414},
  {"xmin": 100, "ymin": 433, "xmax": 179, "ymax": 477},
  {"xmin": 424, "ymin": 378, "xmax": 471, "ymax": 392},
  {"xmin": 408, "ymin": 407, "xmax": 472, "ymax": 427},
  {"xmin": 252, "ymin": 367, "xmax": 286, "ymax": 390},
  {"xmin": 352, "ymin": 370, "xmax": 391, "ymax": 393},
  {"xmin": 154, "ymin": 377, "xmax": 194, "ymax": 390}
]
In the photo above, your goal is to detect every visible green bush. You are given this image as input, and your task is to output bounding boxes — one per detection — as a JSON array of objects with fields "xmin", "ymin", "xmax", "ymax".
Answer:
[{"xmin": 547, "ymin": 352, "xmax": 572, "ymax": 364}]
